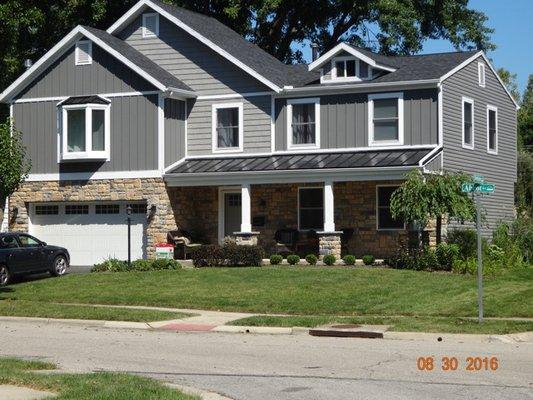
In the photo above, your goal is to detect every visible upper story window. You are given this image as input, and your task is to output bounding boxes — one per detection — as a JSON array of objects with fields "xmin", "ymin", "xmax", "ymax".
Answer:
[
  {"xmin": 60, "ymin": 96, "xmax": 111, "ymax": 161},
  {"xmin": 478, "ymin": 62, "xmax": 486, "ymax": 87},
  {"xmin": 142, "ymin": 13, "xmax": 159, "ymax": 38},
  {"xmin": 287, "ymin": 98, "xmax": 320, "ymax": 149},
  {"xmin": 376, "ymin": 186, "xmax": 404, "ymax": 230},
  {"xmin": 212, "ymin": 103, "xmax": 243, "ymax": 153},
  {"xmin": 462, "ymin": 97, "xmax": 474, "ymax": 149},
  {"xmin": 487, "ymin": 105, "xmax": 498, "ymax": 154},
  {"xmin": 75, "ymin": 40, "xmax": 92, "ymax": 65},
  {"xmin": 331, "ymin": 57, "xmax": 372, "ymax": 81},
  {"xmin": 368, "ymin": 92, "xmax": 404, "ymax": 146}
]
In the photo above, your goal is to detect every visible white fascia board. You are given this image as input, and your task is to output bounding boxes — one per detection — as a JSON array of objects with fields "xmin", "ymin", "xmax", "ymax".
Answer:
[
  {"xmin": 439, "ymin": 51, "xmax": 519, "ymax": 110},
  {"xmin": 27, "ymin": 170, "xmax": 162, "ymax": 182},
  {"xmin": 308, "ymin": 43, "xmax": 396, "ymax": 72},
  {"xmin": 165, "ymin": 87, "xmax": 197, "ymax": 99},
  {"xmin": 107, "ymin": 0, "xmax": 282, "ymax": 93}
]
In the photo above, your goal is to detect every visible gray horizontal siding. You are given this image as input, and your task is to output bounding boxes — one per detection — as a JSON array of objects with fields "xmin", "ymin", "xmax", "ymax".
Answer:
[
  {"xmin": 187, "ymin": 95, "xmax": 272, "ymax": 155},
  {"xmin": 13, "ymin": 94, "xmax": 158, "ymax": 174},
  {"xmin": 442, "ymin": 56, "xmax": 517, "ymax": 237},
  {"xmin": 165, "ymin": 98, "xmax": 186, "ymax": 167},
  {"xmin": 119, "ymin": 14, "xmax": 269, "ymax": 95},
  {"xmin": 275, "ymin": 89, "xmax": 438, "ymax": 151},
  {"xmin": 16, "ymin": 43, "xmax": 156, "ymax": 100}
]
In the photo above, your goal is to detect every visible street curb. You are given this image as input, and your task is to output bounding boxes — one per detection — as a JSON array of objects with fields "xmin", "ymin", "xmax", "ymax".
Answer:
[
  {"xmin": 213, "ymin": 325, "xmax": 293, "ymax": 335},
  {"xmin": 165, "ymin": 383, "xmax": 234, "ymax": 400},
  {"xmin": 0, "ymin": 316, "xmax": 151, "ymax": 330}
]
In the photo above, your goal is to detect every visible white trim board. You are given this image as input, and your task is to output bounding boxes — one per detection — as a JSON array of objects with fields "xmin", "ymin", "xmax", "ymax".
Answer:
[
  {"xmin": 106, "ymin": 0, "xmax": 281, "ymax": 92},
  {"xmin": 0, "ymin": 25, "xmax": 195, "ymax": 102},
  {"xmin": 158, "ymin": 94, "xmax": 165, "ymax": 170},
  {"xmin": 26, "ymin": 170, "xmax": 162, "ymax": 182},
  {"xmin": 13, "ymin": 91, "xmax": 161, "ymax": 104}
]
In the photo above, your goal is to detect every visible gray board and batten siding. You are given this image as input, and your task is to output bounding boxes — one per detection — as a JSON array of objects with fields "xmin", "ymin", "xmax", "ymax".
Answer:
[
  {"xmin": 164, "ymin": 98, "xmax": 186, "ymax": 167},
  {"xmin": 16, "ymin": 43, "xmax": 157, "ymax": 100},
  {"xmin": 275, "ymin": 89, "xmax": 438, "ymax": 151},
  {"xmin": 442, "ymin": 55, "xmax": 517, "ymax": 236}
]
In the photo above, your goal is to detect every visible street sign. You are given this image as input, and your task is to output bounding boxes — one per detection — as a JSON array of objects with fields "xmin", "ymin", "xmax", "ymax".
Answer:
[
  {"xmin": 461, "ymin": 183, "xmax": 495, "ymax": 193},
  {"xmin": 473, "ymin": 174, "xmax": 485, "ymax": 184}
]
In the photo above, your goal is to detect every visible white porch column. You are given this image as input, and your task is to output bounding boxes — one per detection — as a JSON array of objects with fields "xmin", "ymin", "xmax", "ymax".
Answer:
[
  {"xmin": 240, "ymin": 183, "xmax": 252, "ymax": 233},
  {"xmin": 323, "ymin": 180, "xmax": 335, "ymax": 232}
]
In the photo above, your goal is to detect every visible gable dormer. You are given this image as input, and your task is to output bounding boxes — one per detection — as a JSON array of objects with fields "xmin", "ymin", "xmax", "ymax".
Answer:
[{"xmin": 308, "ymin": 43, "xmax": 397, "ymax": 84}]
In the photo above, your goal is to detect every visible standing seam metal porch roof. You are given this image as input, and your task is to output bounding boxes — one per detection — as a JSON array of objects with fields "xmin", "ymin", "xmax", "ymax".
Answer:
[{"xmin": 167, "ymin": 148, "xmax": 436, "ymax": 175}]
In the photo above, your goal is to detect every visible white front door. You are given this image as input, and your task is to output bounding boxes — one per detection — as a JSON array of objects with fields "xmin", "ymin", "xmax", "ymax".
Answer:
[{"xmin": 29, "ymin": 202, "xmax": 146, "ymax": 266}]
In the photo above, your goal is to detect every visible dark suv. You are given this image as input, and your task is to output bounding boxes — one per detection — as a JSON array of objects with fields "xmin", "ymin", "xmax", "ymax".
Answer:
[{"xmin": 0, "ymin": 233, "xmax": 70, "ymax": 286}]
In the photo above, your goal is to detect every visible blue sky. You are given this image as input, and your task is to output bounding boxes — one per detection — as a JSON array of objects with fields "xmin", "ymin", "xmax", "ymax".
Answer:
[{"xmin": 298, "ymin": 0, "xmax": 532, "ymax": 95}]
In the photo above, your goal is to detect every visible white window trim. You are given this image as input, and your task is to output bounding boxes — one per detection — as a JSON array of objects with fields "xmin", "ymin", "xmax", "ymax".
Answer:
[
  {"xmin": 376, "ymin": 184, "xmax": 405, "ymax": 231},
  {"xmin": 61, "ymin": 103, "xmax": 111, "ymax": 161},
  {"xmin": 286, "ymin": 97, "xmax": 321, "ymax": 150},
  {"xmin": 75, "ymin": 40, "xmax": 92, "ymax": 66},
  {"xmin": 486, "ymin": 105, "xmax": 498, "ymax": 155},
  {"xmin": 330, "ymin": 56, "xmax": 372, "ymax": 82},
  {"xmin": 142, "ymin": 12, "xmax": 159, "ymax": 38},
  {"xmin": 212, "ymin": 102, "xmax": 244, "ymax": 153},
  {"xmin": 461, "ymin": 96, "xmax": 475, "ymax": 150},
  {"xmin": 368, "ymin": 92, "xmax": 404, "ymax": 146},
  {"xmin": 478, "ymin": 62, "xmax": 486, "ymax": 87},
  {"xmin": 297, "ymin": 186, "xmax": 324, "ymax": 231}
]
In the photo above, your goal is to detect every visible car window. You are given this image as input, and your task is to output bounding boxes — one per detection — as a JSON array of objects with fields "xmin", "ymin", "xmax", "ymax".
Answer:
[
  {"xmin": 17, "ymin": 235, "xmax": 41, "ymax": 248},
  {"xmin": 0, "ymin": 236, "xmax": 19, "ymax": 249}
]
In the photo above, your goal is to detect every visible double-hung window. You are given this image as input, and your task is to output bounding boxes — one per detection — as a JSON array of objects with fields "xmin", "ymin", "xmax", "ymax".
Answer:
[
  {"xmin": 368, "ymin": 92, "xmax": 404, "ymax": 146},
  {"xmin": 462, "ymin": 97, "xmax": 474, "ymax": 149},
  {"xmin": 287, "ymin": 98, "xmax": 320, "ymax": 149},
  {"xmin": 212, "ymin": 103, "xmax": 243, "ymax": 152},
  {"xmin": 376, "ymin": 186, "xmax": 404, "ymax": 230},
  {"xmin": 487, "ymin": 105, "xmax": 498, "ymax": 154},
  {"xmin": 298, "ymin": 187, "xmax": 324, "ymax": 230},
  {"xmin": 60, "ymin": 96, "xmax": 111, "ymax": 161}
]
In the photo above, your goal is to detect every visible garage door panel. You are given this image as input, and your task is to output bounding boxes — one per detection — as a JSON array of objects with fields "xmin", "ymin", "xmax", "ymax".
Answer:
[{"xmin": 30, "ymin": 202, "xmax": 147, "ymax": 266}]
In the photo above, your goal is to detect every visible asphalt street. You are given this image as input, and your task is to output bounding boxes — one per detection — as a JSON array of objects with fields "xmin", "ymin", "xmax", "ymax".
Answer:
[{"xmin": 1, "ymin": 320, "xmax": 531, "ymax": 400}]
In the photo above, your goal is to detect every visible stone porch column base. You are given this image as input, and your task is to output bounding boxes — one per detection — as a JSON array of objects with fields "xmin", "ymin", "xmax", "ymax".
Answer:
[
  {"xmin": 233, "ymin": 232, "xmax": 260, "ymax": 246},
  {"xmin": 317, "ymin": 231, "xmax": 343, "ymax": 259}
]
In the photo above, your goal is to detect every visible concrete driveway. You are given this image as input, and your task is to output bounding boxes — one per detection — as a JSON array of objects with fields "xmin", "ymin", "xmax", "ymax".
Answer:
[{"xmin": 0, "ymin": 319, "xmax": 531, "ymax": 400}]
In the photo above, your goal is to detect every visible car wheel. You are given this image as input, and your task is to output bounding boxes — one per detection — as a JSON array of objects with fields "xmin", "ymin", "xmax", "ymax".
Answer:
[
  {"xmin": 51, "ymin": 255, "xmax": 68, "ymax": 277},
  {"xmin": 0, "ymin": 265, "xmax": 11, "ymax": 286}
]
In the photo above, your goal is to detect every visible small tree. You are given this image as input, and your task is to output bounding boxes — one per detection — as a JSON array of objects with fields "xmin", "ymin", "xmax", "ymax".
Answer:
[
  {"xmin": 390, "ymin": 170, "xmax": 475, "ymax": 244},
  {"xmin": 0, "ymin": 118, "xmax": 31, "ymax": 227}
]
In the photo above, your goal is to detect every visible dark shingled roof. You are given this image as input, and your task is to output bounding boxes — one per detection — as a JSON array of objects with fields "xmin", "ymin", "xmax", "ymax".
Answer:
[
  {"xmin": 61, "ymin": 95, "xmax": 110, "ymax": 105},
  {"xmin": 149, "ymin": 0, "xmax": 318, "ymax": 88},
  {"xmin": 83, "ymin": 26, "xmax": 193, "ymax": 92},
  {"xmin": 168, "ymin": 148, "xmax": 434, "ymax": 175}
]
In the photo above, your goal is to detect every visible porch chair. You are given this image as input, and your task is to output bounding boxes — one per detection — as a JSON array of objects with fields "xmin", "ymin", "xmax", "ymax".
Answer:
[
  {"xmin": 274, "ymin": 228, "xmax": 299, "ymax": 256},
  {"xmin": 167, "ymin": 229, "xmax": 202, "ymax": 259}
]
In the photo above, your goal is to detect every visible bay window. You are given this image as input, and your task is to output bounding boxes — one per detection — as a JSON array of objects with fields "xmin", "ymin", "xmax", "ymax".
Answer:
[
  {"xmin": 287, "ymin": 98, "xmax": 320, "ymax": 149},
  {"xmin": 368, "ymin": 92, "xmax": 404, "ymax": 146}
]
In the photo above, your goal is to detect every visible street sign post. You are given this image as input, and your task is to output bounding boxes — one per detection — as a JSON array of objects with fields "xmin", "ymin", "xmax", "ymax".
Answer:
[{"xmin": 461, "ymin": 175, "xmax": 496, "ymax": 323}]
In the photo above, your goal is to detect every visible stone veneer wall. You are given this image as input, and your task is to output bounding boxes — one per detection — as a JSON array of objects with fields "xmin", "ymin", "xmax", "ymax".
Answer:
[{"xmin": 9, "ymin": 178, "xmax": 176, "ymax": 258}]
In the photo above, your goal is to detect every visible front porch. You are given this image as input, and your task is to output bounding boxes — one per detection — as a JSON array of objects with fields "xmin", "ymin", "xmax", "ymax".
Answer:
[{"xmin": 167, "ymin": 181, "xmax": 408, "ymax": 259}]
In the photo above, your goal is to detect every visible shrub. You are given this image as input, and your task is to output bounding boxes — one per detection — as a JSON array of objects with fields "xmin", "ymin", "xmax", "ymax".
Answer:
[
  {"xmin": 190, "ymin": 245, "xmax": 225, "ymax": 268},
  {"xmin": 305, "ymin": 254, "xmax": 318, "ymax": 265},
  {"xmin": 343, "ymin": 255, "xmax": 356, "ymax": 266},
  {"xmin": 435, "ymin": 243, "xmax": 460, "ymax": 271},
  {"xmin": 418, "ymin": 247, "xmax": 439, "ymax": 270},
  {"xmin": 447, "ymin": 229, "xmax": 477, "ymax": 259},
  {"xmin": 287, "ymin": 254, "xmax": 300, "ymax": 265},
  {"xmin": 491, "ymin": 223, "xmax": 527, "ymax": 268},
  {"xmin": 91, "ymin": 258, "xmax": 128, "ymax": 273},
  {"xmin": 452, "ymin": 256, "xmax": 503, "ymax": 276},
  {"xmin": 151, "ymin": 258, "xmax": 181, "ymax": 270},
  {"xmin": 387, "ymin": 246, "xmax": 440, "ymax": 271},
  {"xmin": 224, "ymin": 243, "xmax": 263, "ymax": 267},
  {"xmin": 362, "ymin": 255, "xmax": 374, "ymax": 266},
  {"xmin": 511, "ymin": 216, "xmax": 532, "ymax": 263},
  {"xmin": 269, "ymin": 254, "xmax": 283, "ymax": 265},
  {"xmin": 323, "ymin": 254, "xmax": 336, "ymax": 266},
  {"xmin": 131, "ymin": 259, "xmax": 152, "ymax": 271}
]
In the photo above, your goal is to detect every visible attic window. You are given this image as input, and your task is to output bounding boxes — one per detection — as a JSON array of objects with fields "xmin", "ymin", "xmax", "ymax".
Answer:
[
  {"xmin": 331, "ymin": 57, "xmax": 371, "ymax": 81},
  {"xmin": 142, "ymin": 13, "xmax": 159, "ymax": 38},
  {"xmin": 75, "ymin": 41, "xmax": 92, "ymax": 65},
  {"xmin": 478, "ymin": 62, "xmax": 485, "ymax": 87}
]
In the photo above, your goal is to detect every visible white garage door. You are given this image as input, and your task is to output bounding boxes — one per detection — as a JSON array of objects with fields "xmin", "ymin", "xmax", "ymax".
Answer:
[{"xmin": 29, "ymin": 202, "xmax": 147, "ymax": 266}]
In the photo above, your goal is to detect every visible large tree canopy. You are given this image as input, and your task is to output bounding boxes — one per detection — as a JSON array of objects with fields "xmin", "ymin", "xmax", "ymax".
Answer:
[{"xmin": 0, "ymin": 0, "xmax": 493, "ymax": 96}]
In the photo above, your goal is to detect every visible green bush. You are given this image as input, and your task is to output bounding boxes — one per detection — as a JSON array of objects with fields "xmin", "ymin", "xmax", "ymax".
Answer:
[
  {"xmin": 435, "ymin": 243, "xmax": 460, "ymax": 271},
  {"xmin": 305, "ymin": 254, "xmax": 318, "ymax": 265},
  {"xmin": 362, "ymin": 255, "xmax": 374, "ymax": 265},
  {"xmin": 447, "ymin": 229, "xmax": 477, "ymax": 259},
  {"xmin": 343, "ymin": 255, "xmax": 356, "ymax": 265},
  {"xmin": 191, "ymin": 244, "xmax": 263, "ymax": 267},
  {"xmin": 191, "ymin": 245, "xmax": 226, "ymax": 267},
  {"xmin": 419, "ymin": 247, "xmax": 439, "ymax": 270},
  {"xmin": 131, "ymin": 259, "xmax": 152, "ymax": 271},
  {"xmin": 269, "ymin": 254, "xmax": 283, "ymax": 265},
  {"xmin": 287, "ymin": 254, "xmax": 300, "ymax": 265},
  {"xmin": 492, "ymin": 223, "xmax": 527, "ymax": 268},
  {"xmin": 387, "ymin": 246, "xmax": 441, "ymax": 271},
  {"xmin": 91, "ymin": 258, "xmax": 129, "ymax": 273},
  {"xmin": 151, "ymin": 258, "xmax": 181, "ymax": 270},
  {"xmin": 452, "ymin": 256, "xmax": 503, "ymax": 276},
  {"xmin": 511, "ymin": 217, "xmax": 532, "ymax": 263},
  {"xmin": 323, "ymin": 254, "xmax": 336, "ymax": 266}
]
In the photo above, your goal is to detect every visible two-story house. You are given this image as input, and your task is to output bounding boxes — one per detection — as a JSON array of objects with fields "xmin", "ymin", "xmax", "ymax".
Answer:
[{"xmin": 0, "ymin": 0, "xmax": 518, "ymax": 265}]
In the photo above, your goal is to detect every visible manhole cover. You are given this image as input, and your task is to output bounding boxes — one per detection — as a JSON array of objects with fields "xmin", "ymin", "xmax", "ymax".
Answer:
[{"xmin": 330, "ymin": 324, "xmax": 361, "ymax": 329}]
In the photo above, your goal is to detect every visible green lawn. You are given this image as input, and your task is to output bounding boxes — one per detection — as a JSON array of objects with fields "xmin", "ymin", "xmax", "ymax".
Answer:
[
  {"xmin": 229, "ymin": 315, "xmax": 533, "ymax": 334},
  {"xmin": 2, "ymin": 267, "xmax": 531, "ymax": 318},
  {"xmin": 0, "ymin": 358, "xmax": 198, "ymax": 400},
  {"xmin": 0, "ymin": 300, "xmax": 190, "ymax": 322}
]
